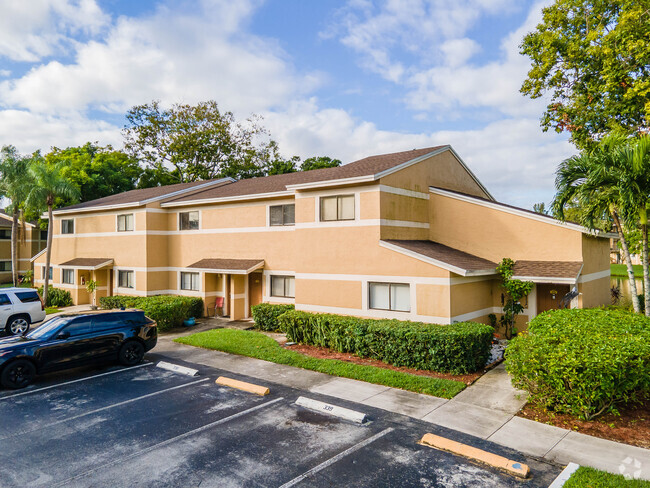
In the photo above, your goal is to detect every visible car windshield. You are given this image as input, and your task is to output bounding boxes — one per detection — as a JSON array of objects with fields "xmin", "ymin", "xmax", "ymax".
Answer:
[{"xmin": 26, "ymin": 317, "xmax": 70, "ymax": 339}]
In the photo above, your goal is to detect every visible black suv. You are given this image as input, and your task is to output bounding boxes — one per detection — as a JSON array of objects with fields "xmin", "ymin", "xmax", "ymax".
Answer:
[{"xmin": 0, "ymin": 309, "xmax": 157, "ymax": 389}]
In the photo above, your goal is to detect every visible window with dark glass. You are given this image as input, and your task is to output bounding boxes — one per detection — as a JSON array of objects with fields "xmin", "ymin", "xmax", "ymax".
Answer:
[
  {"xmin": 0, "ymin": 229, "xmax": 10, "ymax": 239},
  {"xmin": 42, "ymin": 266, "xmax": 52, "ymax": 280},
  {"xmin": 15, "ymin": 291, "xmax": 40, "ymax": 303},
  {"xmin": 61, "ymin": 219, "xmax": 74, "ymax": 234},
  {"xmin": 40, "ymin": 230, "xmax": 48, "ymax": 240},
  {"xmin": 118, "ymin": 270, "xmax": 134, "ymax": 288},
  {"xmin": 0, "ymin": 261, "xmax": 11, "ymax": 272},
  {"xmin": 0, "ymin": 294, "xmax": 11, "ymax": 306},
  {"xmin": 179, "ymin": 211, "xmax": 199, "ymax": 230},
  {"xmin": 62, "ymin": 269, "xmax": 74, "ymax": 284},
  {"xmin": 269, "ymin": 204, "xmax": 295, "ymax": 226}
]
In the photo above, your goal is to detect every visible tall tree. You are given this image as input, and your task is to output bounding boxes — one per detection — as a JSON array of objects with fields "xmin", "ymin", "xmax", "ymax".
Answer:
[
  {"xmin": 532, "ymin": 202, "xmax": 548, "ymax": 215},
  {"xmin": 301, "ymin": 156, "xmax": 342, "ymax": 171},
  {"xmin": 0, "ymin": 146, "xmax": 33, "ymax": 286},
  {"xmin": 520, "ymin": 0, "xmax": 650, "ymax": 149},
  {"xmin": 27, "ymin": 158, "xmax": 80, "ymax": 306},
  {"xmin": 123, "ymin": 100, "xmax": 272, "ymax": 182}
]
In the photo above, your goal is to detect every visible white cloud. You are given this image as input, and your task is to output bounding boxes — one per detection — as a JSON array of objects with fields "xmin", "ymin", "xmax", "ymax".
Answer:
[
  {"xmin": 0, "ymin": 0, "xmax": 109, "ymax": 62},
  {"xmin": 439, "ymin": 38, "xmax": 481, "ymax": 67}
]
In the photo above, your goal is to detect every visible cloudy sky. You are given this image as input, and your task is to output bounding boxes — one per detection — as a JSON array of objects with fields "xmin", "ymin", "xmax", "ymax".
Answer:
[{"xmin": 0, "ymin": 0, "xmax": 575, "ymax": 208}]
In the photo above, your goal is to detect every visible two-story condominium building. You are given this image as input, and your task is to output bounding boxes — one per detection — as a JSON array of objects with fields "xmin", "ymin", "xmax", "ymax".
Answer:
[
  {"xmin": 1, "ymin": 211, "xmax": 46, "ymax": 283},
  {"xmin": 32, "ymin": 146, "xmax": 612, "ymax": 325}
]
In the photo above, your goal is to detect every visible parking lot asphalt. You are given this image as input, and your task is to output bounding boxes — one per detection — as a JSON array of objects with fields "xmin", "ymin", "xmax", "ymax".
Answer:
[{"xmin": 0, "ymin": 352, "xmax": 563, "ymax": 487}]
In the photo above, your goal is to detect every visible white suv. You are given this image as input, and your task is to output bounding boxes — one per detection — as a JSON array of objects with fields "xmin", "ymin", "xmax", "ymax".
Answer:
[{"xmin": 0, "ymin": 288, "xmax": 47, "ymax": 335}]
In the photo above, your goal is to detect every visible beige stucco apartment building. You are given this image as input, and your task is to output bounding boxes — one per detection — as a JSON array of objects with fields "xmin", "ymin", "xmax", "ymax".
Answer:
[
  {"xmin": 32, "ymin": 146, "xmax": 612, "ymax": 326},
  {"xmin": 0, "ymin": 211, "xmax": 46, "ymax": 283}
]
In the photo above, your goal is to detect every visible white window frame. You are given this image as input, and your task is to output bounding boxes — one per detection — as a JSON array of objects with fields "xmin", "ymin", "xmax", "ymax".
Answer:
[
  {"xmin": 270, "ymin": 275, "xmax": 295, "ymax": 298},
  {"xmin": 41, "ymin": 265, "xmax": 52, "ymax": 280},
  {"xmin": 269, "ymin": 204, "xmax": 295, "ymax": 226},
  {"xmin": 116, "ymin": 213, "xmax": 135, "ymax": 232},
  {"xmin": 61, "ymin": 219, "xmax": 75, "ymax": 235},
  {"xmin": 62, "ymin": 268, "xmax": 75, "ymax": 285},
  {"xmin": 178, "ymin": 210, "xmax": 200, "ymax": 231},
  {"xmin": 0, "ymin": 229, "xmax": 11, "ymax": 240},
  {"xmin": 319, "ymin": 194, "xmax": 355, "ymax": 222},
  {"xmin": 117, "ymin": 270, "xmax": 135, "ymax": 289},
  {"xmin": 180, "ymin": 272, "xmax": 200, "ymax": 291},
  {"xmin": 368, "ymin": 282, "xmax": 411, "ymax": 312}
]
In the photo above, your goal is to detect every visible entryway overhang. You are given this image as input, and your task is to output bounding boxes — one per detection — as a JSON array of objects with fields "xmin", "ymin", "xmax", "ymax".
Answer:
[
  {"xmin": 186, "ymin": 258, "xmax": 264, "ymax": 274},
  {"xmin": 512, "ymin": 260, "xmax": 584, "ymax": 284},
  {"xmin": 59, "ymin": 258, "xmax": 114, "ymax": 270}
]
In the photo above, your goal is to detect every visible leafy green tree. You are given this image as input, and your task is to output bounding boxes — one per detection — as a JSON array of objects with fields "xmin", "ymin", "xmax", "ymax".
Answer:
[
  {"xmin": 532, "ymin": 202, "xmax": 548, "ymax": 215},
  {"xmin": 520, "ymin": 0, "xmax": 650, "ymax": 149},
  {"xmin": 44, "ymin": 143, "xmax": 143, "ymax": 206},
  {"xmin": 136, "ymin": 165, "xmax": 182, "ymax": 189},
  {"xmin": 27, "ymin": 158, "xmax": 80, "ymax": 306},
  {"xmin": 123, "ymin": 100, "xmax": 272, "ymax": 182},
  {"xmin": 0, "ymin": 146, "xmax": 34, "ymax": 285},
  {"xmin": 496, "ymin": 258, "xmax": 534, "ymax": 340},
  {"xmin": 301, "ymin": 156, "xmax": 341, "ymax": 171}
]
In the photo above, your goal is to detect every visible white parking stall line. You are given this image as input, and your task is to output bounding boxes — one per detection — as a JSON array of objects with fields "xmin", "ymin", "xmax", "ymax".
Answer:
[
  {"xmin": 53, "ymin": 397, "xmax": 285, "ymax": 488},
  {"xmin": 278, "ymin": 427, "xmax": 395, "ymax": 488},
  {"xmin": 0, "ymin": 378, "xmax": 210, "ymax": 441},
  {"xmin": 0, "ymin": 362, "xmax": 154, "ymax": 401}
]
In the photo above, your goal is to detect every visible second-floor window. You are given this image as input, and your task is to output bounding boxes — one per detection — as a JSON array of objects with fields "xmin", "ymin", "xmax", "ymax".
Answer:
[
  {"xmin": 180, "ymin": 272, "xmax": 200, "ymax": 291},
  {"xmin": 40, "ymin": 230, "xmax": 48, "ymax": 240},
  {"xmin": 179, "ymin": 211, "xmax": 199, "ymax": 230},
  {"xmin": 320, "ymin": 195, "xmax": 355, "ymax": 221},
  {"xmin": 61, "ymin": 219, "xmax": 74, "ymax": 234},
  {"xmin": 0, "ymin": 261, "xmax": 11, "ymax": 272},
  {"xmin": 117, "ymin": 213, "xmax": 134, "ymax": 232},
  {"xmin": 270, "ymin": 204, "xmax": 295, "ymax": 226},
  {"xmin": 118, "ymin": 270, "xmax": 134, "ymax": 288},
  {"xmin": 42, "ymin": 266, "xmax": 52, "ymax": 280},
  {"xmin": 62, "ymin": 269, "xmax": 74, "ymax": 284},
  {"xmin": 0, "ymin": 229, "xmax": 10, "ymax": 240}
]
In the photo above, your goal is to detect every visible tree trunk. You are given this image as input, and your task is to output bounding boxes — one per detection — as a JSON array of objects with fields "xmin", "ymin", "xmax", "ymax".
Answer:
[
  {"xmin": 11, "ymin": 210, "xmax": 18, "ymax": 286},
  {"xmin": 612, "ymin": 211, "xmax": 640, "ymax": 313},
  {"xmin": 643, "ymin": 222, "xmax": 650, "ymax": 316},
  {"xmin": 43, "ymin": 205, "xmax": 53, "ymax": 307}
]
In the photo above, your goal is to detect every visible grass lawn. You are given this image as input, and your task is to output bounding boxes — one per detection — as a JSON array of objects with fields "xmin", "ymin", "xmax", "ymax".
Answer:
[
  {"xmin": 565, "ymin": 466, "xmax": 650, "ymax": 487},
  {"xmin": 45, "ymin": 307, "xmax": 61, "ymax": 314},
  {"xmin": 175, "ymin": 329, "xmax": 466, "ymax": 399},
  {"xmin": 0, "ymin": 282, "xmax": 33, "ymax": 288},
  {"xmin": 611, "ymin": 263, "xmax": 644, "ymax": 278}
]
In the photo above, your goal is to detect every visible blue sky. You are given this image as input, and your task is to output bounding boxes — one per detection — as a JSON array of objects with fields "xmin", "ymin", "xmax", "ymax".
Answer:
[{"xmin": 0, "ymin": 0, "xmax": 574, "ymax": 208}]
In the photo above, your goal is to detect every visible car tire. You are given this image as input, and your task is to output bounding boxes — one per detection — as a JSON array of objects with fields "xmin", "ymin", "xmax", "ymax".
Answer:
[
  {"xmin": 1, "ymin": 359, "xmax": 36, "ymax": 389},
  {"xmin": 5, "ymin": 315, "xmax": 30, "ymax": 336},
  {"xmin": 118, "ymin": 341, "xmax": 145, "ymax": 366}
]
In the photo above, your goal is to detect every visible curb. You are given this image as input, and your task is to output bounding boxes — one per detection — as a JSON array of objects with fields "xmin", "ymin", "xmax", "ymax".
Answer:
[
  {"xmin": 216, "ymin": 376, "xmax": 270, "ymax": 396},
  {"xmin": 547, "ymin": 463, "xmax": 580, "ymax": 488},
  {"xmin": 295, "ymin": 396, "xmax": 368, "ymax": 424}
]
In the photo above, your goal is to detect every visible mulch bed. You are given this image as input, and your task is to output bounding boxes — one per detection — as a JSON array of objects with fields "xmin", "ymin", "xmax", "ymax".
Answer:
[
  {"xmin": 285, "ymin": 343, "xmax": 488, "ymax": 385},
  {"xmin": 518, "ymin": 399, "xmax": 650, "ymax": 449}
]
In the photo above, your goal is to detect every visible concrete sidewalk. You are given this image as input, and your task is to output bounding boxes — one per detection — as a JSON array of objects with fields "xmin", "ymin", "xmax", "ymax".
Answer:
[{"xmin": 154, "ymin": 333, "xmax": 650, "ymax": 481}]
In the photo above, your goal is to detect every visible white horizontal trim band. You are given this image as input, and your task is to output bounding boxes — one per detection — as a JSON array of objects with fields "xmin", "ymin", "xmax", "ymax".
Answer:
[
  {"xmin": 295, "ymin": 303, "xmax": 450, "ymax": 325},
  {"xmin": 577, "ymin": 269, "xmax": 610, "ymax": 283}
]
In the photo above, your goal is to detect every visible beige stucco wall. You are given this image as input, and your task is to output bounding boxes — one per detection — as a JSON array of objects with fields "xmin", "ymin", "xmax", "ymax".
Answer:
[
  {"xmin": 416, "ymin": 284, "xmax": 450, "ymax": 317},
  {"xmin": 0, "ymin": 223, "xmax": 46, "ymax": 282},
  {"xmin": 297, "ymin": 279, "xmax": 362, "ymax": 309}
]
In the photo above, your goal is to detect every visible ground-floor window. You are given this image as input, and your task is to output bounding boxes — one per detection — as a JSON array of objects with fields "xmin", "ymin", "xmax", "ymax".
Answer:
[
  {"xmin": 180, "ymin": 272, "xmax": 200, "ymax": 291},
  {"xmin": 42, "ymin": 266, "xmax": 52, "ymax": 280},
  {"xmin": 118, "ymin": 270, "xmax": 134, "ymax": 288},
  {"xmin": 0, "ymin": 261, "xmax": 11, "ymax": 272},
  {"xmin": 369, "ymin": 282, "xmax": 410, "ymax": 312},
  {"xmin": 62, "ymin": 269, "xmax": 74, "ymax": 284},
  {"xmin": 271, "ymin": 275, "xmax": 295, "ymax": 298}
]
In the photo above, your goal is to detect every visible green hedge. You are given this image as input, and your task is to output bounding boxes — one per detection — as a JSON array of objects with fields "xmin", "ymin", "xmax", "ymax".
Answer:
[
  {"xmin": 37, "ymin": 285, "xmax": 73, "ymax": 307},
  {"xmin": 277, "ymin": 310, "xmax": 494, "ymax": 374},
  {"xmin": 506, "ymin": 309, "xmax": 650, "ymax": 420},
  {"xmin": 99, "ymin": 295, "xmax": 204, "ymax": 331},
  {"xmin": 251, "ymin": 303, "xmax": 295, "ymax": 331}
]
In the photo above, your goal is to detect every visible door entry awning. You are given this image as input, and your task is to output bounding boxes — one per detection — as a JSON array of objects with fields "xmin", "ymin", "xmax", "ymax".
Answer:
[
  {"xmin": 512, "ymin": 260, "xmax": 583, "ymax": 284},
  {"xmin": 59, "ymin": 258, "xmax": 114, "ymax": 270},
  {"xmin": 187, "ymin": 258, "xmax": 264, "ymax": 275}
]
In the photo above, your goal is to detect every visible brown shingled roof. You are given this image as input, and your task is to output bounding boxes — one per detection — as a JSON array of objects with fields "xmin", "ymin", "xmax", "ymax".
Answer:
[
  {"xmin": 513, "ymin": 261, "xmax": 583, "ymax": 280},
  {"xmin": 60, "ymin": 258, "xmax": 113, "ymax": 269},
  {"xmin": 382, "ymin": 240, "xmax": 497, "ymax": 275},
  {"xmin": 162, "ymin": 146, "xmax": 446, "ymax": 205},
  {"xmin": 187, "ymin": 258, "xmax": 264, "ymax": 273}
]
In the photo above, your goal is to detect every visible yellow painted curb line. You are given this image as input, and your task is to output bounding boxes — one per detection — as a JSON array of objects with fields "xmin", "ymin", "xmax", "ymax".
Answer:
[
  {"xmin": 216, "ymin": 376, "xmax": 270, "ymax": 396},
  {"xmin": 418, "ymin": 433, "xmax": 530, "ymax": 479}
]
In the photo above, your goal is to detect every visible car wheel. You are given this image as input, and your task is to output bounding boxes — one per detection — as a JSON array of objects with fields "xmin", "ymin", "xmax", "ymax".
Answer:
[
  {"xmin": 1, "ymin": 360, "xmax": 36, "ymax": 389},
  {"xmin": 118, "ymin": 341, "xmax": 145, "ymax": 366},
  {"xmin": 6, "ymin": 316, "xmax": 30, "ymax": 336}
]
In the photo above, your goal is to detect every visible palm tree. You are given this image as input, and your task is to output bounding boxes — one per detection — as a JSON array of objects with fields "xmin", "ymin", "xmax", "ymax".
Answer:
[
  {"xmin": 27, "ymin": 158, "xmax": 80, "ymax": 306},
  {"xmin": 553, "ymin": 138, "xmax": 642, "ymax": 313},
  {"xmin": 0, "ymin": 146, "xmax": 33, "ymax": 286}
]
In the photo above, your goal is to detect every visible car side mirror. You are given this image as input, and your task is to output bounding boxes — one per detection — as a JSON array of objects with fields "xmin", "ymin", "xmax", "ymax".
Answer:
[{"xmin": 56, "ymin": 331, "xmax": 70, "ymax": 340}]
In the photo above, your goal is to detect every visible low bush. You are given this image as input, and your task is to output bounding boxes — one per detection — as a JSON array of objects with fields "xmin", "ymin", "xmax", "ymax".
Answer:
[
  {"xmin": 506, "ymin": 308, "xmax": 650, "ymax": 420},
  {"xmin": 251, "ymin": 303, "xmax": 295, "ymax": 331},
  {"xmin": 99, "ymin": 295, "xmax": 203, "ymax": 331},
  {"xmin": 37, "ymin": 285, "xmax": 73, "ymax": 307},
  {"xmin": 277, "ymin": 310, "xmax": 493, "ymax": 374}
]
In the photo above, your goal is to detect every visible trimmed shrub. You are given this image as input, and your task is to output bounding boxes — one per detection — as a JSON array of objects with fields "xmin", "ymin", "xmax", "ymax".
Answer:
[
  {"xmin": 277, "ymin": 310, "xmax": 493, "ymax": 374},
  {"xmin": 99, "ymin": 295, "xmax": 203, "ymax": 331},
  {"xmin": 37, "ymin": 285, "xmax": 73, "ymax": 307},
  {"xmin": 251, "ymin": 303, "xmax": 295, "ymax": 331},
  {"xmin": 506, "ymin": 308, "xmax": 650, "ymax": 420}
]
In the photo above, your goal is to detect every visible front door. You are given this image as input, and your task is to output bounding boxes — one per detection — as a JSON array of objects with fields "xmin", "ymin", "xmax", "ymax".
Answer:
[
  {"xmin": 536, "ymin": 284, "xmax": 571, "ymax": 314},
  {"xmin": 248, "ymin": 272, "xmax": 263, "ymax": 316}
]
